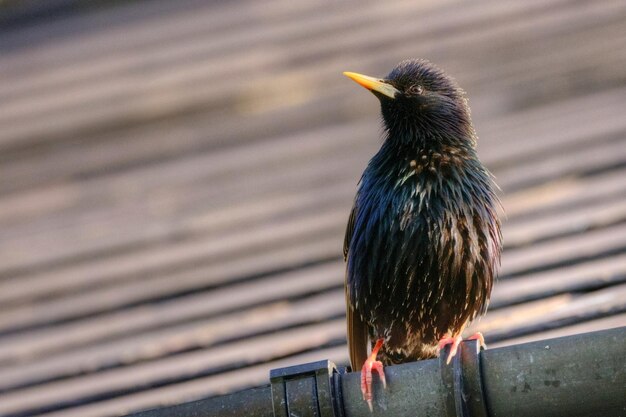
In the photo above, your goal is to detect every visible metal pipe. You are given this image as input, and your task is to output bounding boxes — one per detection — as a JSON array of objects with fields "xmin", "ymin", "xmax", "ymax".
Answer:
[
  {"xmin": 481, "ymin": 328, "xmax": 625, "ymax": 417},
  {"xmin": 127, "ymin": 326, "xmax": 625, "ymax": 417}
]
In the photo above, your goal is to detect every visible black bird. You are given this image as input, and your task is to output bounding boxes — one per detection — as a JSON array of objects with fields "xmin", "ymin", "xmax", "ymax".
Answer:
[{"xmin": 343, "ymin": 59, "xmax": 502, "ymax": 410}]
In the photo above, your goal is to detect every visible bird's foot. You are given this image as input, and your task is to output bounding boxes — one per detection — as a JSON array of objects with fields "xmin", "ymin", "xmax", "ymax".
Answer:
[
  {"xmin": 467, "ymin": 332, "xmax": 487, "ymax": 349},
  {"xmin": 437, "ymin": 334, "xmax": 462, "ymax": 365},
  {"xmin": 437, "ymin": 332, "xmax": 486, "ymax": 365},
  {"xmin": 360, "ymin": 338, "xmax": 386, "ymax": 412}
]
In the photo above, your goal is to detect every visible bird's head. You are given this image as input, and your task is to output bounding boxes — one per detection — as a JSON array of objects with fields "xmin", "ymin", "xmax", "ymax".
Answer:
[{"xmin": 344, "ymin": 59, "xmax": 474, "ymax": 146}]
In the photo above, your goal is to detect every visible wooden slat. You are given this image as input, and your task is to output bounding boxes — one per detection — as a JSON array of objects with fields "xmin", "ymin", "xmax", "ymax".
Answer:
[
  {"xmin": 31, "ymin": 346, "xmax": 348, "ymax": 417},
  {"xmin": 504, "ymin": 197, "xmax": 626, "ymax": 248},
  {"xmin": 492, "ymin": 253, "xmax": 626, "ymax": 308},
  {"xmin": 472, "ymin": 284, "xmax": 626, "ymax": 339},
  {"xmin": 501, "ymin": 223, "xmax": 626, "ymax": 278},
  {"xmin": 503, "ymin": 167, "xmax": 626, "ymax": 219},
  {"xmin": 491, "ymin": 315, "xmax": 626, "ymax": 348}
]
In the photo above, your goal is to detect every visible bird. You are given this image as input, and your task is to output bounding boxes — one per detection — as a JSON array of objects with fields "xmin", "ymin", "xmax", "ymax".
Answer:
[{"xmin": 342, "ymin": 59, "xmax": 502, "ymax": 410}]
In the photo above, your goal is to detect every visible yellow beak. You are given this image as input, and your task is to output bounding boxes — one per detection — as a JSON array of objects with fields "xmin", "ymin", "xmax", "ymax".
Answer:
[{"xmin": 343, "ymin": 71, "xmax": 399, "ymax": 99}]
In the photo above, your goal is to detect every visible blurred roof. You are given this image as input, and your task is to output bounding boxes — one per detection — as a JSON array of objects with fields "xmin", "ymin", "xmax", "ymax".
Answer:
[{"xmin": 0, "ymin": 0, "xmax": 625, "ymax": 416}]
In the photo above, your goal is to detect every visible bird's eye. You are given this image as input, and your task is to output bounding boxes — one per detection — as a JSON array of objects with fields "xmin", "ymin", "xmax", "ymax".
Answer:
[{"xmin": 408, "ymin": 84, "xmax": 424, "ymax": 95}]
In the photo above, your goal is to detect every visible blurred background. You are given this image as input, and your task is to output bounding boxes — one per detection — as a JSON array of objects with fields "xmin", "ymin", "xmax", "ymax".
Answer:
[{"xmin": 0, "ymin": 0, "xmax": 625, "ymax": 416}]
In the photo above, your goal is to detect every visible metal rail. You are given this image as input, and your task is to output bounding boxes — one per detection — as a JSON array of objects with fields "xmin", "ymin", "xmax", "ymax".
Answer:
[{"xmin": 128, "ymin": 326, "xmax": 626, "ymax": 417}]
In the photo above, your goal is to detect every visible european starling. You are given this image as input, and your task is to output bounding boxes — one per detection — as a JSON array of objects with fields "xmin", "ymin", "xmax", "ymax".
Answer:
[{"xmin": 343, "ymin": 59, "xmax": 502, "ymax": 409}]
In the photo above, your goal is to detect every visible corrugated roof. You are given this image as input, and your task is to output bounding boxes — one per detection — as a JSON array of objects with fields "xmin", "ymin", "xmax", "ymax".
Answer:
[{"xmin": 0, "ymin": 0, "xmax": 624, "ymax": 416}]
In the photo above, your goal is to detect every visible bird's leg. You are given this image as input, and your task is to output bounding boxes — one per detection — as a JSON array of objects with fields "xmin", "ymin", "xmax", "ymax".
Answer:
[
  {"xmin": 360, "ymin": 338, "xmax": 386, "ymax": 411},
  {"xmin": 437, "ymin": 332, "xmax": 486, "ymax": 365}
]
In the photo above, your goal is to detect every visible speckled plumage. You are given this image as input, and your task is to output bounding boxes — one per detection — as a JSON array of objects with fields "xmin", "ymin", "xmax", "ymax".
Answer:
[{"xmin": 344, "ymin": 59, "xmax": 502, "ymax": 368}]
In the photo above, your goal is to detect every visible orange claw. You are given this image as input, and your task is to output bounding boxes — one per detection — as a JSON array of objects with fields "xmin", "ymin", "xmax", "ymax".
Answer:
[
  {"xmin": 360, "ymin": 338, "xmax": 387, "ymax": 411},
  {"xmin": 467, "ymin": 332, "xmax": 486, "ymax": 349},
  {"xmin": 437, "ymin": 334, "xmax": 463, "ymax": 365},
  {"xmin": 437, "ymin": 332, "xmax": 486, "ymax": 365}
]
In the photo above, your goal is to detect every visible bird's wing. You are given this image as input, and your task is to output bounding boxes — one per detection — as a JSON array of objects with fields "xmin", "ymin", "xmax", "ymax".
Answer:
[
  {"xmin": 344, "ymin": 205, "xmax": 369, "ymax": 370},
  {"xmin": 343, "ymin": 205, "xmax": 356, "ymax": 262}
]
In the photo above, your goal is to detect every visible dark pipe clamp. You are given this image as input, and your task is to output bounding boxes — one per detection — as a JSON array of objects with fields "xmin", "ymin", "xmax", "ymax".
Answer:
[
  {"xmin": 440, "ymin": 339, "xmax": 489, "ymax": 417},
  {"xmin": 270, "ymin": 359, "xmax": 346, "ymax": 417}
]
